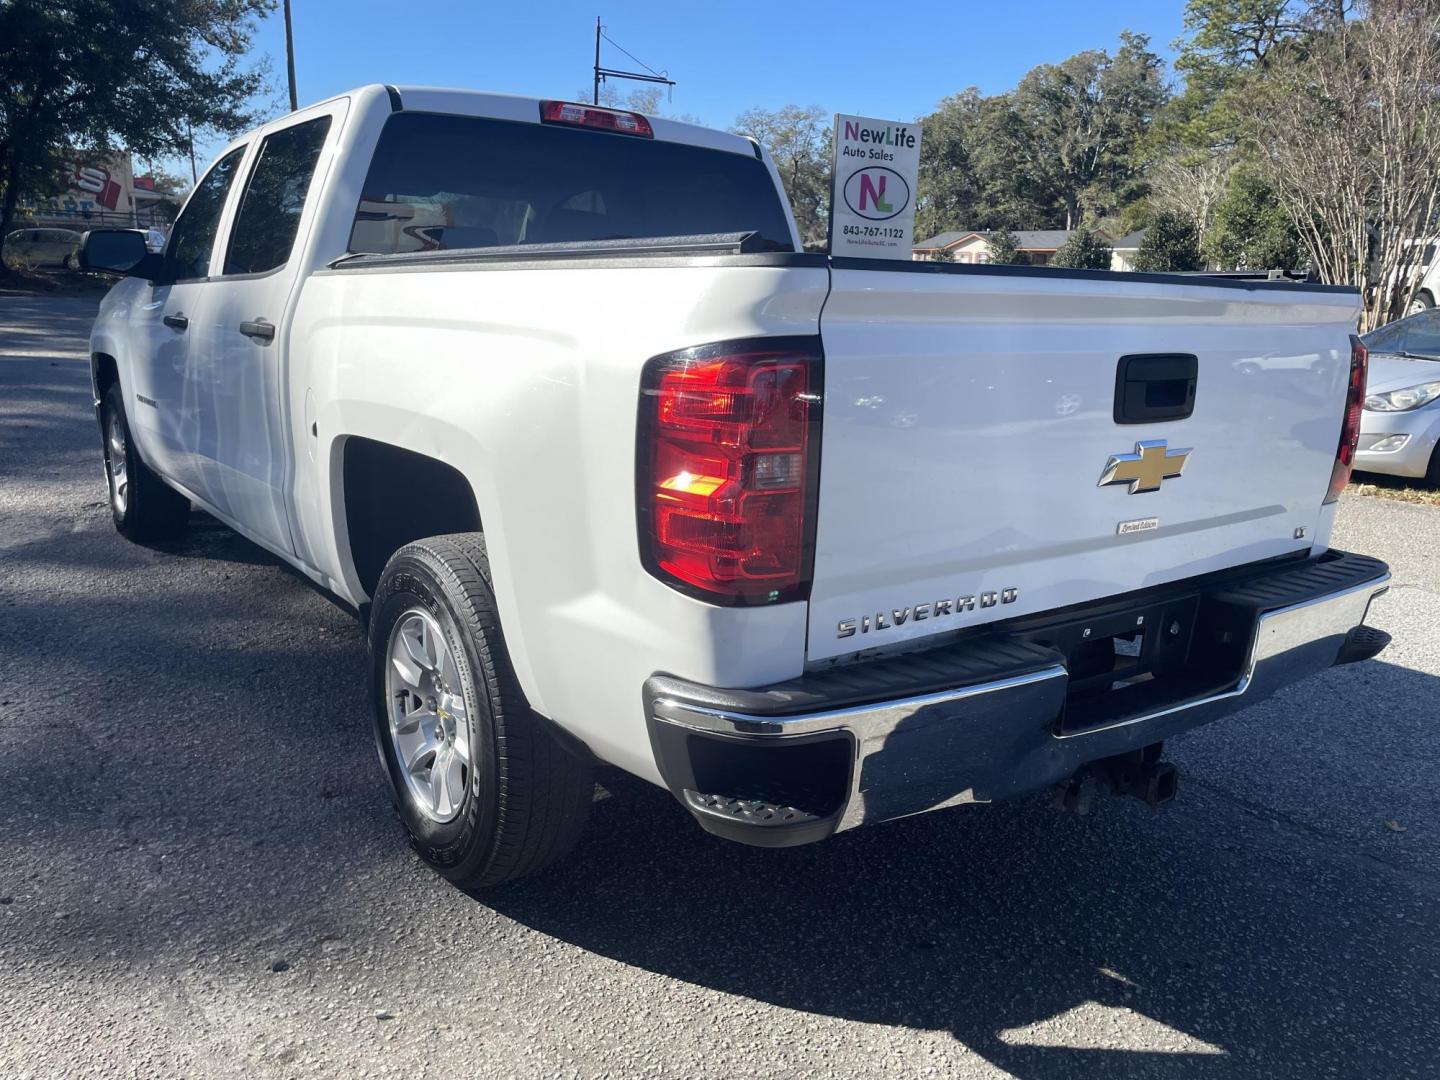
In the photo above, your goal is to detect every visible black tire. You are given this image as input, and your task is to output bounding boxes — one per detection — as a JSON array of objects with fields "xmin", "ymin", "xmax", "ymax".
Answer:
[
  {"xmin": 1408, "ymin": 291, "xmax": 1434, "ymax": 316},
  {"xmin": 368, "ymin": 534, "xmax": 593, "ymax": 889},
  {"xmin": 100, "ymin": 383, "xmax": 190, "ymax": 542},
  {"xmin": 1425, "ymin": 444, "xmax": 1440, "ymax": 489}
]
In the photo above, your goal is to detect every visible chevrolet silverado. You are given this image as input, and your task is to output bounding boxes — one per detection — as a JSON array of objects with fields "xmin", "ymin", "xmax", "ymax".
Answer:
[{"xmin": 80, "ymin": 86, "xmax": 1392, "ymax": 887}]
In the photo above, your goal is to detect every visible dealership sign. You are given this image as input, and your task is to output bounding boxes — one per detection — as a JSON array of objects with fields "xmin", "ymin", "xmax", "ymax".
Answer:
[{"xmin": 829, "ymin": 113, "xmax": 921, "ymax": 260}]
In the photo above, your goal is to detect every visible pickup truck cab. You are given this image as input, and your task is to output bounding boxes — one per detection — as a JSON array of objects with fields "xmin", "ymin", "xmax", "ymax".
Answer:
[{"xmin": 82, "ymin": 86, "xmax": 1392, "ymax": 887}]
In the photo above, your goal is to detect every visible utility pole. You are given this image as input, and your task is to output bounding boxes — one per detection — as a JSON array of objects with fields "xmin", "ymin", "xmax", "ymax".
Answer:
[
  {"xmin": 591, "ymin": 16, "xmax": 675, "ymax": 107},
  {"xmin": 283, "ymin": 0, "xmax": 299, "ymax": 111},
  {"xmin": 187, "ymin": 123, "xmax": 197, "ymax": 184},
  {"xmin": 593, "ymin": 17, "xmax": 602, "ymax": 105}
]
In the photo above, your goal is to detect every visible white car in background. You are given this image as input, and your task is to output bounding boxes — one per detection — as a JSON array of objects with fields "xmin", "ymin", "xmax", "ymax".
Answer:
[
  {"xmin": 1357, "ymin": 307, "xmax": 1440, "ymax": 484},
  {"xmin": 1400, "ymin": 239, "xmax": 1438, "ymax": 315}
]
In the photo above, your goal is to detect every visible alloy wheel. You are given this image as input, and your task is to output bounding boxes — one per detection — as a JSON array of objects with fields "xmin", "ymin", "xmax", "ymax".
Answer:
[
  {"xmin": 106, "ymin": 410, "xmax": 128, "ymax": 515},
  {"xmin": 384, "ymin": 608, "xmax": 472, "ymax": 823}
]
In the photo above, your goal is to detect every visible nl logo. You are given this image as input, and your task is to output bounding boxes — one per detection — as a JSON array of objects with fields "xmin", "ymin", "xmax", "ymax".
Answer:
[{"xmin": 842, "ymin": 167, "xmax": 911, "ymax": 221}]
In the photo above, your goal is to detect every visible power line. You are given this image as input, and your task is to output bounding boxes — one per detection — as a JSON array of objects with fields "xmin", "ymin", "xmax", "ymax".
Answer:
[
  {"xmin": 601, "ymin": 30, "xmax": 664, "ymax": 79},
  {"xmin": 592, "ymin": 17, "xmax": 676, "ymax": 105}
]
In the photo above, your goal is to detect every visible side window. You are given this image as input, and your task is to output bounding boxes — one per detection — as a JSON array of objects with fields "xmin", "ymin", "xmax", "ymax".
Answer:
[
  {"xmin": 1401, "ymin": 309, "xmax": 1440, "ymax": 356},
  {"xmin": 165, "ymin": 147, "xmax": 246, "ymax": 281},
  {"xmin": 224, "ymin": 116, "xmax": 332, "ymax": 276}
]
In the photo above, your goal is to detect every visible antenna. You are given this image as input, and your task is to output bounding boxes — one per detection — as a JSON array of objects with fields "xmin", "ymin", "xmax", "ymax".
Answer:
[{"xmin": 592, "ymin": 17, "xmax": 676, "ymax": 106}]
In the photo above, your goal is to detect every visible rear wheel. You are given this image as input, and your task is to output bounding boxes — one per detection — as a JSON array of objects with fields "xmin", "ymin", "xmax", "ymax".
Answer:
[
  {"xmin": 1407, "ymin": 291, "xmax": 1434, "ymax": 316},
  {"xmin": 100, "ymin": 383, "xmax": 190, "ymax": 542},
  {"xmin": 369, "ymin": 534, "xmax": 593, "ymax": 889}
]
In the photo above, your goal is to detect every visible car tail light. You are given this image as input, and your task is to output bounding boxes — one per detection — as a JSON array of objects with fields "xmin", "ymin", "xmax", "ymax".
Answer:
[
  {"xmin": 1324, "ymin": 334, "xmax": 1368, "ymax": 504},
  {"xmin": 539, "ymin": 100, "xmax": 653, "ymax": 138},
  {"xmin": 638, "ymin": 340, "xmax": 822, "ymax": 604}
]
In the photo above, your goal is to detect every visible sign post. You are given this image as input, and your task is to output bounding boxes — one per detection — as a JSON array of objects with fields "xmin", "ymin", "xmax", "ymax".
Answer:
[{"xmin": 828, "ymin": 113, "xmax": 922, "ymax": 260}]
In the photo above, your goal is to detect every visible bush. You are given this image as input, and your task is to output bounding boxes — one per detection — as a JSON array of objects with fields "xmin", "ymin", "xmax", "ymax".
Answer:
[
  {"xmin": 1051, "ymin": 229, "xmax": 1112, "ymax": 270},
  {"xmin": 986, "ymin": 228, "xmax": 1029, "ymax": 265},
  {"xmin": 1205, "ymin": 163, "xmax": 1304, "ymax": 272},
  {"xmin": 1132, "ymin": 211, "xmax": 1204, "ymax": 272}
]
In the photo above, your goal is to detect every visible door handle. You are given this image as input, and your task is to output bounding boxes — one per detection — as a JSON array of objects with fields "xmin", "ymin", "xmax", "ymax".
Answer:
[
  {"xmin": 162, "ymin": 313, "xmax": 188, "ymax": 330},
  {"xmin": 239, "ymin": 318, "xmax": 275, "ymax": 342}
]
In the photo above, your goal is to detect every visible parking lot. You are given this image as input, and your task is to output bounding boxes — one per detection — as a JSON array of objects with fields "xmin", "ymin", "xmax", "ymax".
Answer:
[{"xmin": 1, "ymin": 292, "xmax": 1437, "ymax": 1079}]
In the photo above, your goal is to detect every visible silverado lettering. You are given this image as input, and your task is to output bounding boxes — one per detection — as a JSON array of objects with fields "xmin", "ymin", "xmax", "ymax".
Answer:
[{"xmin": 836, "ymin": 588, "xmax": 1021, "ymax": 638}]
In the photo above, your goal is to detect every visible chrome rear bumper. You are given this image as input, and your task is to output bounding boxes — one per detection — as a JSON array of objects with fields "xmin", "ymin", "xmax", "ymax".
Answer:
[{"xmin": 645, "ymin": 551, "xmax": 1390, "ymax": 847}]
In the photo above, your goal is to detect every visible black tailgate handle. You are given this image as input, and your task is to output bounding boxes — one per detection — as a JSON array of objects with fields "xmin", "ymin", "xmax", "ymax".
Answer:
[{"xmin": 1114, "ymin": 354, "xmax": 1197, "ymax": 425}]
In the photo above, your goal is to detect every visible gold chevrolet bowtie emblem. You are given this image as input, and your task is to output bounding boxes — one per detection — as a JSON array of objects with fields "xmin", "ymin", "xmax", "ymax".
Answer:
[{"xmin": 1098, "ymin": 440, "xmax": 1192, "ymax": 494}]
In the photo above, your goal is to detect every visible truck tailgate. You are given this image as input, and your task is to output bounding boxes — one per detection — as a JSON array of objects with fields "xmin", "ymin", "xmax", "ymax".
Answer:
[{"xmin": 807, "ymin": 265, "xmax": 1361, "ymax": 662}]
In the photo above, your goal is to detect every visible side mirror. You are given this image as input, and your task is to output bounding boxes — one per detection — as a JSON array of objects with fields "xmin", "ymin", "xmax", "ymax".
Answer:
[{"xmin": 79, "ymin": 229, "xmax": 150, "ymax": 276}]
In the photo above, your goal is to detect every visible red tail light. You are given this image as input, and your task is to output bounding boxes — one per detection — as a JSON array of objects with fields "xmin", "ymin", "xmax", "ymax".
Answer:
[
  {"xmin": 1325, "ymin": 334, "xmax": 1368, "ymax": 504},
  {"xmin": 638, "ymin": 340, "xmax": 822, "ymax": 604},
  {"xmin": 539, "ymin": 100, "xmax": 653, "ymax": 138}
]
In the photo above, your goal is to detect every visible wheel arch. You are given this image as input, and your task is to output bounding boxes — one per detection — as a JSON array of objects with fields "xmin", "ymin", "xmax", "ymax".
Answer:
[
  {"xmin": 337, "ymin": 436, "xmax": 484, "ymax": 601},
  {"xmin": 91, "ymin": 351, "xmax": 120, "ymax": 406}
]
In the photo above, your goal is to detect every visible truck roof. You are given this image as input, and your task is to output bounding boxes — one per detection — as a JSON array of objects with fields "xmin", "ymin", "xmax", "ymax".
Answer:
[{"xmin": 311, "ymin": 84, "xmax": 762, "ymax": 161}]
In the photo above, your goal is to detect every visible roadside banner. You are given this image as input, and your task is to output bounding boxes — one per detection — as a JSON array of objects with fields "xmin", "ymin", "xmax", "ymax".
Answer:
[{"xmin": 828, "ymin": 113, "xmax": 922, "ymax": 260}]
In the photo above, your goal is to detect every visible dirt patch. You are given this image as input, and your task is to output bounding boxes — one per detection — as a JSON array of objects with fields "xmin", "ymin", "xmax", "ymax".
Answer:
[{"xmin": 1349, "ymin": 476, "xmax": 1440, "ymax": 506}]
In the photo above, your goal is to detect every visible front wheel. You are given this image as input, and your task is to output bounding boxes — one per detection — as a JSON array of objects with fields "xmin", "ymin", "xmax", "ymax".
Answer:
[
  {"xmin": 1407, "ymin": 292, "xmax": 1434, "ymax": 316},
  {"xmin": 368, "ymin": 534, "xmax": 593, "ymax": 889},
  {"xmin": 100, "ymin": 383, "xmax": 190, "ymax": 542}
]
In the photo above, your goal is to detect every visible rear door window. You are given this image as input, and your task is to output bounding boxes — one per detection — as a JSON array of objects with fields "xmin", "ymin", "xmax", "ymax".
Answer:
[
  {"xmin": 224, "ymin": 116, "xmax": 332, "ymax": 276},
  {"xmin": 349, "ymin": 112, "xmax": 794, "ymax": 255}
]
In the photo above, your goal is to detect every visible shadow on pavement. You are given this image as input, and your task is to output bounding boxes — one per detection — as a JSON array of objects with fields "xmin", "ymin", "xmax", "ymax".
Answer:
[
  {"xmin": 3, "ymin": 481, "xmax": 1434, "ymax": 1077},
  {"xmin": 488, "ymin": 659, "xmax": 1440, "ymax": 1080}
]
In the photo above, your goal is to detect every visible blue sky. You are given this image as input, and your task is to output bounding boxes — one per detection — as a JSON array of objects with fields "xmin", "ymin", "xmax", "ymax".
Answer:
[{"xmin": 171, "ymin": 0, "xmax": 1189, "ymax": 177}]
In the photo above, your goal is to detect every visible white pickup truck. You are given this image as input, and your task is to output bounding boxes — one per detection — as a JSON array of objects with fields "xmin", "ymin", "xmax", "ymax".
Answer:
[{"xmin": 81, "ymin": 86, "xmax": 1392, "ymax": 888}]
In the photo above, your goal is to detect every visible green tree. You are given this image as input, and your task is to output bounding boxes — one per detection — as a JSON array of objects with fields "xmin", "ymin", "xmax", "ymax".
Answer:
[
  {"xmin": 914, "ymin": 89, "xmax": 984, "ymax": 240},
  {"xmin": 1204, "ymin": 161, "xmax": 1302, "ymax": 270},
  {"xmin": 1176, "ymin": 0, "xmax": 1307, "ymax": 85},
  {"xmin": 986, "ymin": 229, "xmax": 1028, "ymax": 265},
  {"xmin": 1010, "ymin": 32, "xmax": 1169, "ymax": 228},
  {"xmin": 1132, "ymin": 211, "xmax": 1205, "ymax": 270},
  {"xmin": 730, "ymin": 104, "xmax": 831, "ymax": 251},
  {"xmin": 1051, "ymin": 229, "xmax": 1114, "ymax": 270},
  {"xmin": 0, "ymin": 0, "xmax": 275, "ymax": 239}
]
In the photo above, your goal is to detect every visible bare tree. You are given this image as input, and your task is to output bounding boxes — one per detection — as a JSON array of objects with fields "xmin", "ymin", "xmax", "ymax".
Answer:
[
  {"xmin": 730, "ymin": 105, "xmax": 831, "ymax": 250},
  {"xmin": 1240, "ymin": 0, "xmax": 1440, "ymax": 328},
  {"xmin": 1147, "ymin": 149, "xmax": 1234, "ymax": 236}
]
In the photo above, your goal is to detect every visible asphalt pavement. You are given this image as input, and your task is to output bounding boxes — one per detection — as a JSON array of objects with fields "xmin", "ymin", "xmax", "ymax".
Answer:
[{"xmin": 1, "ymin": 292, "xmax": 1437, "ymax": 1079}]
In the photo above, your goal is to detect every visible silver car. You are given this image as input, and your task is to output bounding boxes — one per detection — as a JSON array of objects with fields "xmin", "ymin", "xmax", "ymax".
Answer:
[
  {"xmin": 3, "ymin": 227, "xmax": 83, "ymax": 269},
  {"xmin": 1356, "ymin": 307, "xmax": 1440, "ymax": 484}
]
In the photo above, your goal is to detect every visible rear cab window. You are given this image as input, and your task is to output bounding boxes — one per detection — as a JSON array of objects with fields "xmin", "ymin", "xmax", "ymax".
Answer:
[{"xmin": 349, "ymin": 112, "xmax": 794, "ymax": 255}]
